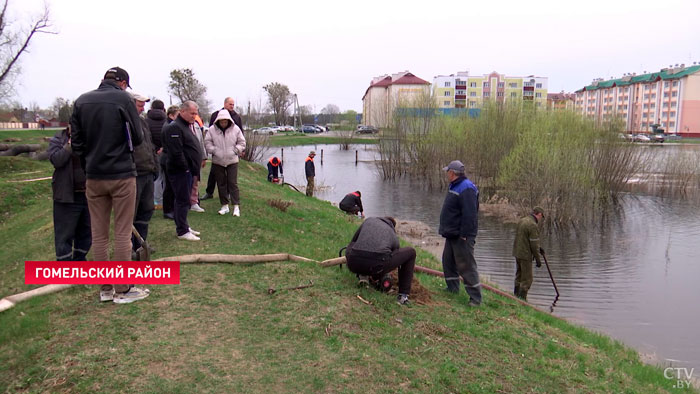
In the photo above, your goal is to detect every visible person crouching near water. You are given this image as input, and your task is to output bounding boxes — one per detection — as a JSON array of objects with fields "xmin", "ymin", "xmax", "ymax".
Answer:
[
  {"xmin": 204, "ymin": 109, "xmax": 246, "ymax": 217},
  {"xmin": 345, "ymin": 217, "xmax": 416, "ymax": 305},
  {"xmin": 267, "ymin": 156, "xmax": 283, "ymax": 183},
  {"xmin": 339, "ymin": 190, "xmax": 364, "ymax": 217}
]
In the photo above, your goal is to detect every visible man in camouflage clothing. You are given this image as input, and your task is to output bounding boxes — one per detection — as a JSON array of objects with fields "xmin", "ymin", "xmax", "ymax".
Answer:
[{"xmin": 512, "ymin": 206, "xmax": 545, "ymax": 300}]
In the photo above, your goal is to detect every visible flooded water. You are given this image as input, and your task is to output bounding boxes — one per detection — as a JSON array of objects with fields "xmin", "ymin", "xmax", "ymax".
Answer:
[{"xmin": 259, "ymin": 143, "xmax": 700, "ymax": 372}]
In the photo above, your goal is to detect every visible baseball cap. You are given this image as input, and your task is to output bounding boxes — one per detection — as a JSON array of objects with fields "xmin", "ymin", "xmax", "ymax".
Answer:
[
  {"xmin": 104, "ymin": 66, "xmax": 131, "ymax": 88},
  {"xmin": 309, "ymin": 150, "xmax": 316, "ymax": 155},
  {"xmin": 131, "ymin": 92, "xmax": 150, "ymax": 102},
  {"xmin": 533, "ymin": 206, "xmax": 545, "ymax": 217},
  {"xmin": 442, "ymin": 160, "xmax": 465, "ymax": 172}
]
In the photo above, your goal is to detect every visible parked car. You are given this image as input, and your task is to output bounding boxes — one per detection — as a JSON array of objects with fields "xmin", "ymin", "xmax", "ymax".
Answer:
[
  {"xmin": 302, "ymin": 124, "xmax": 323, "ymax": 133},
  {"xmin": 633, "ymin": 134, "xmax": 650, "ymax": 142},
  {"xmin": 301, "ymin": 125, "xmax": 319, "ymax": 133},
  {"xmin": 313, "ymin": 124, "xmax": 327, "ymax": 132},
  {"xmin": 254, "ymin": 127, "xmax": 277, "ymax": 135},
  {"xmin": 666, "ymin": 134, "xmax": 682, "ymax": 141},
  {"xmin": 652, "ymin": 133, "xmax": 665, "ymax": 143},
  {"xmin": 357, "ymin": 125, "xmax": 379, "ymax": 134}
]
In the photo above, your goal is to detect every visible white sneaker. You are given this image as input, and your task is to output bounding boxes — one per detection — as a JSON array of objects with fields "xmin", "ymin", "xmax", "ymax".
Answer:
[
  {"xmin": 113, "ymin": 287, "xmax": 150, "ymax": 304},
  {"xmin": 190, "ymin": 203, "xmax": 205, "ymax": 213},
  {"xmin": 233, "ymin": 205, "xmax": 240, "ymax": 217},
  {"xmin": 100, "ymin": 289, "xmax": 114, "ymax": 302},
  {"xmin": 218, "ymin": 205, "xmax": 230, "ymax": 215},
  {"xmin": 189, "ymin": 227, "xmax": 200, "ymax": 236},
  {"xmin": 178, "ymin": 231, "xmax": 200, "ymax": 241}
]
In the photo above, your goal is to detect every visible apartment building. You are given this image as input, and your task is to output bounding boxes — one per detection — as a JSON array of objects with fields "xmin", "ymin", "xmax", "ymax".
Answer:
[
  {"xmin": 574, "ymin": 64, "xmax": 700, "ymax": 135},
  {"xmin": 362, "ymin": 71, "xmax": 431, "ymax": 128},
  {"xmin": 433, "ymin": 71, "xmax": 548, "ymax": 109},
  {"xmin": 547, "ymin": 92, "xmax": 576, "ymax": 110}
]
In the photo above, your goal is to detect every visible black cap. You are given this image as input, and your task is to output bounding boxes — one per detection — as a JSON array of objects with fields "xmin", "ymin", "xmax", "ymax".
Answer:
[{"xmin": 104, "ymin": 66, "xmax": 131, "ymax": 88}]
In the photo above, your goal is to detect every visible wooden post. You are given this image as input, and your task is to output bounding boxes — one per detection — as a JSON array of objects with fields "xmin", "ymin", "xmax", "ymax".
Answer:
[
  {"xmin": 355, "ymin": 150, "xmax": 358, "ymax": 165},
  {"xmin": 281, "ymin": 148, "xmax": 284, "ymax": 164},
  {"xmin": 321, "ymin": 149, "xmax": 324, "ymax": 164}
]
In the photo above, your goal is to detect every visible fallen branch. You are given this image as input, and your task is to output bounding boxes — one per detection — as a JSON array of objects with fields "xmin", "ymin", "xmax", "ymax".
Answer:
[
  {"xmin": 319, "ymin": 256, "xmax": 346, "ymax": 267},
  {"xmin": 267, "ymin": 280, "xmax": 314, "ymax": 294},
  {"xmin": 356, "ymin": 295, "xmax": 372, "ymax": 305}
]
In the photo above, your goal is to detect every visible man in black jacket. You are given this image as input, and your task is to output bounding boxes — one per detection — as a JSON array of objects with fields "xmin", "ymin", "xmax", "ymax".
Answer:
[
  {"xmin": 70, "ymin": 66, "xmax": 147, "ymax": 304},
  {"xmin": 438, "ymin": 160, "xmax": 482, "ymax": 307},
  {"xmin": 147, "ymin": 100, "xmax": 167, "ymax": 210},
  {"xmin": 305, "ymin": 150, "xmax": 316, "ymax": 197},
  {"xmin": 162, "ymin": 101, "xmax": 204, "ymax": 241},
  {"xmin": 339, "ymin": 191, "xmax": 364, "ymax": 217},
  {"xmin": 48, "ymin": 127, "xmax": 91, "ymax": 261},
  {"xmin": 130, "ymin": 93, "xmax": 158, "ymax": 256},
  {"xmin": 202, "ymin": 97, "xmax": 243, "ymax": 200}
]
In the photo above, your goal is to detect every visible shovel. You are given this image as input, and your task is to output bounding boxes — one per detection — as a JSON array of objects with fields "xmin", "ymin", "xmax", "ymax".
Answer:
[{"xmin": 131, "ymin": 225, "xmax": 150, "ymax": 261}]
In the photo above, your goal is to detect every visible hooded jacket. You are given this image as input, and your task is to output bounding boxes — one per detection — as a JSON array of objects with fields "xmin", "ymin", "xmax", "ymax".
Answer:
[
  {"xmin": 70, "ymin": 79, "xmax": 143, "ymax": 180},
  {"xmin": 146, "ymin": 108, "xmax": 167, "ymax": 149},
  {"xmin": 512, "ymin": 214, "xmax": 542, "ymax": 264},
  {"xmin": 204, "ymin": 109, "xmax": 246, "ymax": 166},
  {"xmin": 48, "ymin": 128, "xmax": 87, "ymax": 203}
]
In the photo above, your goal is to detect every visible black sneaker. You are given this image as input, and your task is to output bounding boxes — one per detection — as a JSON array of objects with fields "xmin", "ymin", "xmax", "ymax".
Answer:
[
  {"xmin": 200, "ymin": 193, "xmax": 213, "ymax": 201},
  {"xmin": 397, "ymin": 294, "xmax": 410, "ymax": 305},
  {"xmin": 467, "ymin": 299, "xmax": 481, "ymax": 308},
  {"xmin": 163, "ymin": 212, "xmax": 174, "ymax": 220}
]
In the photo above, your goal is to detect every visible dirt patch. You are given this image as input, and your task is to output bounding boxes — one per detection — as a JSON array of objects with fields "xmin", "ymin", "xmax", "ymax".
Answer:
[{"xmin": 386, "ymin": 271, "xmax": 432, "ymax": 305}]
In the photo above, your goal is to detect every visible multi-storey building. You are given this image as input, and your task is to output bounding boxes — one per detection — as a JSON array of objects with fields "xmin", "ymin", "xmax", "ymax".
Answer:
[
  {"xmin": 547, "ymin": 92, "xmax": 576, "ymax": 110},
  {"xmin": 361, "ymin": 71, "xmax": 431, "ymax": 128},
  {"xmin": 433, "ymin": 71, "xmax": 548, "ymax": 109},
  {"xmin": 574, "ymin": 64, "xmax": 700, "ymax": 135}
]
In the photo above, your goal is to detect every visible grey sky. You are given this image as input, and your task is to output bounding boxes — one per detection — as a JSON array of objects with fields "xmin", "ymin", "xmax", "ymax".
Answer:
[{"xmin": 11, "ymin": 0, "xmax": 700, "ymax": 113}]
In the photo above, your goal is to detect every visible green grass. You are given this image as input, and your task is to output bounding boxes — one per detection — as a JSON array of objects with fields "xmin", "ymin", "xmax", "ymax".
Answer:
[
  {"xmin": 268, "ymin": 134, "xmax": 377, "ymax": 147},
  {"xmin": 0, "ymin": 156, "xmax": 694, "ymax": 393},
  {"xmin": 0, "ymin": 128, "xmax": 57, "ymax": 146}
]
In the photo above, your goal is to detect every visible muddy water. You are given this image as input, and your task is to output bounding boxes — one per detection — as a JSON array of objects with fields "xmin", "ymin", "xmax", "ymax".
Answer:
[{"xmin": 259, "ymin": 143, "xmax": 700, "ymax": 372}]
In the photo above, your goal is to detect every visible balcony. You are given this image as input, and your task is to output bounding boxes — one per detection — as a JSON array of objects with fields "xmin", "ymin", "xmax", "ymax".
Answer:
[{"xmin": 455, "ymin": 95, "xmax": 466, "ymax": 100}]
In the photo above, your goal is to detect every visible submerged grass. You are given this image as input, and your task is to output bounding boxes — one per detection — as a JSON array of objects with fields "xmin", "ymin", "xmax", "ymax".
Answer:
[{"xmin": 0, "ymin": 156, "xmax": 693, "ymax": 393}]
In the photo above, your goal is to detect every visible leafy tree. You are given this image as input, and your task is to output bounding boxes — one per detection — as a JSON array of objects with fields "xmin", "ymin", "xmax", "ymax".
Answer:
[
  {"xmin": 262, "ymin": 82, "xmax": 292, "ymax": 126},
  {"xmin": 0, "ymin": 1, "xmax": 54, "ymax": 101},
  {"xmin": 168, "ymin": 68, "xmax": 211, "ymax": 114}
]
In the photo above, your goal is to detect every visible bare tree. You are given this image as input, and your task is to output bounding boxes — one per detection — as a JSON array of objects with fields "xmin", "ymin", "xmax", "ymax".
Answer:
[
  {"xmin": 168, "ymin": 68, "xmax": 211, "ymax": 114},
  {"xmin": 262, "ymin": 82, "xmax": 292, "ymax": 125},
  {"xmin": 320, "ymin": 104, "xmax": 340, "ymax": 124},
  {"xmin": 0, "ymin": 1, "xmax": 55, "ymax": 101}
]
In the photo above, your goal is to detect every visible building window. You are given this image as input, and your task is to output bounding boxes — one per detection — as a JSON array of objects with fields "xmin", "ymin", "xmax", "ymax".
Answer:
[
  {"xmin": 672, "ymin": 91, "xmax": 678, "ymax": 97},
  {"xmin": 535, "ymin": 92, "xmax": 542, "ymax": 98},
  {"xmin": 469, "ymin": 82, "xmax": 477, "ymax": 88},
  {"xmin": 456, "ymin": 90, "xmax": 465, "ymax": 95},
  {"xmin": 483, "ymin": 82, "xmax": 490, "ymax": 88},
  {"xmin": 664, "ymin": 92, "xmax": 669, "ymax": 98},
  {"xmin": 651, "ymin": 94, "xmax": 656, "ymax": 99},
  {"xmin": 509, "ymin": 83, "xmax": 518, "ymax": 88},
  {"xmin": 470, "ymin": 92, "xmax": 477, "ymax": 97},
  {"xmin": 650, "ymin": 103, "xmax": 655, "ymax": 108},
  {"xmin": 670, "ymin": 121, "xmax": 675, "ymax": 127},
  {"xmin": 484, "ymin": 92, "xmax": 490, "ymax": 97},
  {"xmin": 536, "ymin": 83, "xmax": 542, "ymax": 88},
  {"xmin": 643, "ymin": 104, "xmax": 648, "ymax": 109},
  {"xmin": 670, "ymin": 111, "xmax": 676, "ymax": 117},
  {"xmin": 624, "ymin": 105, "xmax": 628, "ymax": 110},
  {"xmin": 664, "ymin": 81, "xmax": 669, "ymax": 87},
  {"xmin": 497, "ymin": 91, "xmax": 504, "ymax": 97},
  {"xmin": 469, "ymin": 101, "xmax": 476, "ymax": 108},
  {"xmin": 643, "ymin": 94, "xmax": 649, "ymax": 100},
  {"xmin": 645, "ymin": 85, "xmax": 650, "ymax": 90},
  {"xmin": 444, "ymin": 82, "xmax": 451, "ymax": 87},
  {"xmin": 673, "ymin": 81, "xmax": 678, "ymax": 87},
  {"xmin": 511, "ymin": 92, "xmax": 517, "ymax": 98},
  {"xmin": 524, "ymin": 82, "xmax": 534, "ymax": 87},
  {"xmin": 671, "ymin": 101, "xmax": 677, "ymax": 107},
  {"xmin": 444, "ymin": 101, "xmax": 451, "ymax": 106},
  {"xmin": 444, "ymin": 91, "xmax": 451, "ymax": 96},
  {"xmin": 625, "ymin": 87, "xmax": 629, "ymax": 92},
  {"xmin": 498, "ymin": 82, "xmax": 504, "ymax": 88},
  {"xmin": 643, "ymin": 113, "xmax": 648, "ymax": 118},
  {"xmin": 662, "ymin": 111, "xmax": 667, "ymax": 117}
]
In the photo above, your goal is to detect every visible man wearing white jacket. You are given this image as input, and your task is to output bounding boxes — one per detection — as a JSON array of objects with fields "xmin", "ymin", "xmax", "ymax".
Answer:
[{"xmin": 204, "ymin": 109, "xmax": 246, "ymax": 216}]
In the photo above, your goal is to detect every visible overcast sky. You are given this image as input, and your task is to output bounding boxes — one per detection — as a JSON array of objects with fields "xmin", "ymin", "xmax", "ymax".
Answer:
[{"xmin": 10, "ymin": 0, "xmax": 700, "ymax": 113}]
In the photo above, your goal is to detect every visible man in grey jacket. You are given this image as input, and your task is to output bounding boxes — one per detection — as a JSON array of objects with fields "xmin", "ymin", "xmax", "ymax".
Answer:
[{"xmin": 345, "ymin": 217, "xmax": 416, "ymax": 305}]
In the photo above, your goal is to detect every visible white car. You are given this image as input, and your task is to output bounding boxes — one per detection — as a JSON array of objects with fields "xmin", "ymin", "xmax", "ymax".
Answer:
[{"xmin": 254, "ymin": 127, "xmax": 277, "ymax": 135}]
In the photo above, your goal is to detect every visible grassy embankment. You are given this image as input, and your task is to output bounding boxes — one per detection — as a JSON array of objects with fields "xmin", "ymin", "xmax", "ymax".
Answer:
[
  {"xmin": 268, "ymin": 133, "xmax": 377, "ymax": 147},
  {"xmin": 0, "ymin": 136, "xmax": 694, "ymax": 392}
]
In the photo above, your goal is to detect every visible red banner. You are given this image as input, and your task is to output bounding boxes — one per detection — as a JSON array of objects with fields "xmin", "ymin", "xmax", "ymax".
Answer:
[{"xmin": 25, "ymin": 261, "xmax": 180, "ymax": 285}]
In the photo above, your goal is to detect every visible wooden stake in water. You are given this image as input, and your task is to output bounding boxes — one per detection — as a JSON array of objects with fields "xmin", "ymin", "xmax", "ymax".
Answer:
[
  {"xmin": 321, "ymin": 149, "xmax": 324, "ymax": 164},
  {"xmin": 355, "ymin": 150, "xmax": 358, "ymax": 166},
  {"xmin": 281, "ymin": 148, "xmax": 284, "ymax": 164}
]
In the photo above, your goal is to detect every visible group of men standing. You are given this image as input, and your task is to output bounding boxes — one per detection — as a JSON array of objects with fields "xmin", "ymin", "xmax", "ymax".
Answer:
[{"xmin": 51, "ymin": 66, "xmax": 249, "ymax": 303}]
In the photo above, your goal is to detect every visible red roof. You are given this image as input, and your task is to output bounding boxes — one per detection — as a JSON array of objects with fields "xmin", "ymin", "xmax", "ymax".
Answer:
[
  {"xmin": 371, "ymin": 76, "xmax": 392, "ymax": 87},
  {"xmin": 391, "ymin": 73, "xmax": 430, "ymax": 85}
]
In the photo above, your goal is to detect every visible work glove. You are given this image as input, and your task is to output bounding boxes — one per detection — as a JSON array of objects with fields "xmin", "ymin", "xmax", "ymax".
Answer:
[
  {"xmin": 536, "ymin": 260, "xmax": 542, "ymax": 268},
  {"xmin": 539, "ymin": 247, "xmax": 545, "ymax": 256}
]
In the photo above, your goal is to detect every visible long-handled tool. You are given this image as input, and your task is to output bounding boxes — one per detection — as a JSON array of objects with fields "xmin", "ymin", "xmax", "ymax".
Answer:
[
  {"xmin": 541, "ymin": 250, "xmax": 560, "ymax": 298},
  {"xmin": 131, "ymin": 225, "xmax": 150, "ymax": 261}
]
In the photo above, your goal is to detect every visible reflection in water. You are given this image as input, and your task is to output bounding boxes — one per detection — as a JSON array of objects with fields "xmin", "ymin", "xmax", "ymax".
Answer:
[{"xmin": 259, "ymin": 143, "xmax": 700, "ymax": 372}]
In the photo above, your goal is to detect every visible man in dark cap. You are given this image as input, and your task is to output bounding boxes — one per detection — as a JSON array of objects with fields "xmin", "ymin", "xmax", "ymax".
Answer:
[
  {"xmin": 512, "ymin": 206, "xmax": 545, "ymax": 300},
  {"xmin": 438, "ymin": 160, "xmax": 482, "ymax": 307},
  {"xmin": 71, "ymin": 66, "xmax": 149, "ymax": 304},
  {"xmin": 305, "ymin": 150, "xmax": 316, "ymax": 197}
]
